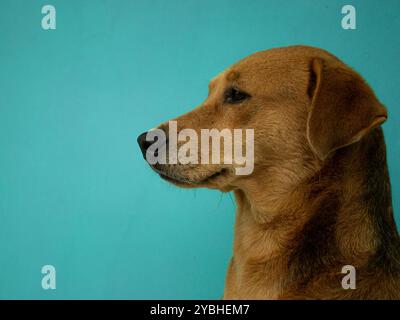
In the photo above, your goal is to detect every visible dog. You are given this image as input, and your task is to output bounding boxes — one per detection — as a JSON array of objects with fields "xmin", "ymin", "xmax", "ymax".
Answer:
[{"xmin": 137, "ymin": 46, "xmax": 400, "ymax": 299}]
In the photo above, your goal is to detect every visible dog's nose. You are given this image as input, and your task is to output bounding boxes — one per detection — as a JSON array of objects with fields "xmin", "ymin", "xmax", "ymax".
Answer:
[{"xmin": 137, "ymin": 131, "xmax": 153, "ymax": 158}]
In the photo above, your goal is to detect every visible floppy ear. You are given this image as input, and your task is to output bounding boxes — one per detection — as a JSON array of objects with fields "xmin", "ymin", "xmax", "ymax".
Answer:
[{"xmin": 307, "ymin": 58, "xmax": 387, "ymax": 160}]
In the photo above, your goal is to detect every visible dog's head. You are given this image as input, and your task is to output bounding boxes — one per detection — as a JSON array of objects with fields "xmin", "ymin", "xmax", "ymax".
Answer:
[{"xmin": 138, "ymin": 46, "xmax": 387, "ymax": 193}]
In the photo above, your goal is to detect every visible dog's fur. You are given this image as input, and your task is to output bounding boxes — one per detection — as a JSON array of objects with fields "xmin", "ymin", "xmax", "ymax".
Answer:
[{"xmin": 138, "ymin": 46, "xmax": 400, "ymax": 299}]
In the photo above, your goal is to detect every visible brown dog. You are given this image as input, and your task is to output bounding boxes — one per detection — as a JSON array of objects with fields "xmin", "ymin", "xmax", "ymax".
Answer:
[{"xmin": 138, "ymin": 46, "xmax": 400, "ymax": 299}]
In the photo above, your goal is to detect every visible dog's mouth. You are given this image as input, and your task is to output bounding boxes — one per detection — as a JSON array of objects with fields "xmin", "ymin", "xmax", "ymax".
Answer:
[{"xmin": 156, "ymin": 168, "xmax": 228, "ymax": 187}]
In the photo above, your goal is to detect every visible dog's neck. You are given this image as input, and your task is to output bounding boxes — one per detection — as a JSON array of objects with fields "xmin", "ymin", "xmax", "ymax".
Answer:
[{"xmin": 226, "ymin": 128, "xmax": 399, "ymax": 299}]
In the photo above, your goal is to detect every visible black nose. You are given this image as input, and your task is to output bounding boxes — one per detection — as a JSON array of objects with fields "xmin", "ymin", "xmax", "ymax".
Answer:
[{"xmin": 137, "ymin": 131, "xmax": 152, "ymax": 158}]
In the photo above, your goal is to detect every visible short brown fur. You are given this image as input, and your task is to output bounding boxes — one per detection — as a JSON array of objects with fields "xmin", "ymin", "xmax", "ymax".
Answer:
[{"xmin": 140, "ymin": 46, "xmax": 400, "ymax": 299}]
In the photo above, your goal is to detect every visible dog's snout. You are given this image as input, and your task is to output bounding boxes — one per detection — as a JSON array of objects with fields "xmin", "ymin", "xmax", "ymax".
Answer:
[
  {"xmin": 137, "ymin": 130, "xmax": 168, "ymax": 159},
  {"xmin": 137, "ymin": 132, "xmax": 152, "ymax": 158}
]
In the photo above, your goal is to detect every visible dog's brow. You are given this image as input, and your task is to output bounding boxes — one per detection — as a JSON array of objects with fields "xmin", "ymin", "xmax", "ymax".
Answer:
[
  {"xmin": 226, "ymin": 70, "xmax": 240, "ymax": 81},
  {"xmin": 208, "ymin": 79, "xmax": 217, "ymax": 92}
]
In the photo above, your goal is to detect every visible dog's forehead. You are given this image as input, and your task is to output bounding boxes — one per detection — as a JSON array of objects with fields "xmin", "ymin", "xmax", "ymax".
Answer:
[
  {"xmin": 208, "ymin": 46, "xmax": 336, "ymax": 90},
  {"xmin": 230, "ymin": 46, "xmax": 338, "ymax": 75},
  {"xmin": 234, "ymin": 53, "xmax": 303, "ymax": 75}
]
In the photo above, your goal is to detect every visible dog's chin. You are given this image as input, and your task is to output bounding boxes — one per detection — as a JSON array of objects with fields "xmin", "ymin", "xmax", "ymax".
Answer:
[
  {"xmin": 155, "ymin": 167, "xmax": 230, "ymax": 189},
  {"xmin": 157, "ymin": 172, "xmax": 195, "ymax": 188}
]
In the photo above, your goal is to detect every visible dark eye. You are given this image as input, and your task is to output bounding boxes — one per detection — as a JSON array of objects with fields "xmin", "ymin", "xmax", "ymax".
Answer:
[{"xmin": 224, "ymin": 87, "xmax": 250, "ymax": 104}]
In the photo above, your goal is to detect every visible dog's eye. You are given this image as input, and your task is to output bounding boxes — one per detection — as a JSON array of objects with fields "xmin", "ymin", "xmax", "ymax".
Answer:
[{"xmin": 224, "ymin": 87, "xmax": 250, "ymax": 104}]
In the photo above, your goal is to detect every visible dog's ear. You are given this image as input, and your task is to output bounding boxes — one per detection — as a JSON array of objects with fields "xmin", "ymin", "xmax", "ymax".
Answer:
[{"xmin": 306, "ymin": 58, "xmax": 387, "ymax": 160}]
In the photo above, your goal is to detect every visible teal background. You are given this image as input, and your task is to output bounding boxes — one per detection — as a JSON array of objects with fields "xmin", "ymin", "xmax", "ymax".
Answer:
[{"xmin": 0, "ymin": 0, "xmax": 399, "ymax": 299}]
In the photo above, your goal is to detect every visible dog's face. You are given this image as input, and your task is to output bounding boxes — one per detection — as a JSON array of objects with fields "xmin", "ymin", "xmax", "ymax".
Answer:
[{"xmin": 138, "ymin": 46, "xmax": 387, "ymax": 193}]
